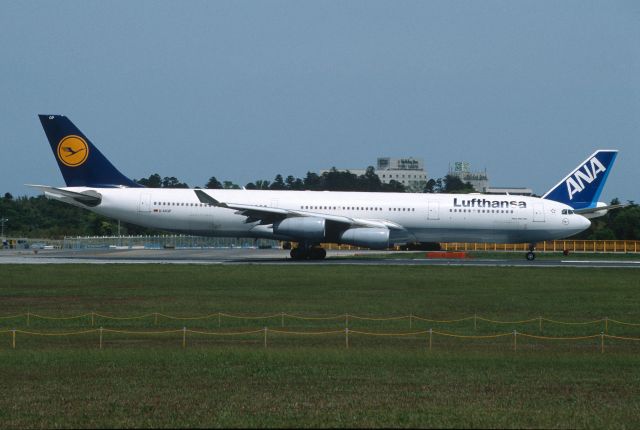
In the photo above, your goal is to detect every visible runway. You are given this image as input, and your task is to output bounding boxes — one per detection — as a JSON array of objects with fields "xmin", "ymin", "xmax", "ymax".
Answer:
[{"xmin": 1, "ymin": 248, "xmax": 639, "ymax": 268}]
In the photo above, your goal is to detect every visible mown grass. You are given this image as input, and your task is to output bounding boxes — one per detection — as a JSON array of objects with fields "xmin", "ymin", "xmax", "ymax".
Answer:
[{"xmin": 1, "ymin": 265, "xmax": 640, "ymax": 428}]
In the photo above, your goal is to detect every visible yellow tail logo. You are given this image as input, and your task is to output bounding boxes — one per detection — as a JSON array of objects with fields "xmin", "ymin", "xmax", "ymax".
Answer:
[{"xmin": 57, "ymin": 135, "xmax": 89, "ymax": 167}]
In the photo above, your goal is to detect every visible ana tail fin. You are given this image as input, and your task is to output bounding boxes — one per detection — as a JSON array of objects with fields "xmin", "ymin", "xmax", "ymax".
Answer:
[
  {"xmin": 38, "ymin": 115, "xmax": 142, "ymax": 188},
  {"xmin": 542, "ymin": 149, "xmax": 617, "ymax": 209}
]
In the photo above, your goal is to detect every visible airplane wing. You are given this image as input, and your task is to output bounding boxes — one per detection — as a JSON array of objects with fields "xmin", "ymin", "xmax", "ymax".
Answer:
[
  {"xmin": 574, "ymin": 204, "xmax": 626, "ymax": 216},
  {"xmin": 26, "ymin": 184, "xmax": 102, "ymax": 206},
  {"xmin": 194, "ymin": 190, "xmax": 404, "ymax": 230}
]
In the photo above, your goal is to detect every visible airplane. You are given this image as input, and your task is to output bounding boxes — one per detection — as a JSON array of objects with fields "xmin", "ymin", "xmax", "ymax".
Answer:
[{"xmin": 29, "ymin": 115, "xmax": 619, "ymax": 261}]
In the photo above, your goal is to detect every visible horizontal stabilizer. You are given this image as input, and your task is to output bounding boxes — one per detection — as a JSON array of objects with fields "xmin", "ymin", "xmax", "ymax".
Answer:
[{"xmin": 26, "ymin": 184, "xmax": 102, "ymax": 206}]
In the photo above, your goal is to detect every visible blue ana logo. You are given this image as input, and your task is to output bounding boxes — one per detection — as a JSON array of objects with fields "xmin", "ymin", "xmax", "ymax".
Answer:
[{"xmin": 566, "ymin": 156, "xmax": 606, "ymax": 200}]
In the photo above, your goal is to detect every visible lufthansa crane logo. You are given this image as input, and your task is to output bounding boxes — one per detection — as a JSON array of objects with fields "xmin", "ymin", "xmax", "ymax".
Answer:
[{"xmin": 57, "ymin": 135, "xmax": 89, "ymax": 167}]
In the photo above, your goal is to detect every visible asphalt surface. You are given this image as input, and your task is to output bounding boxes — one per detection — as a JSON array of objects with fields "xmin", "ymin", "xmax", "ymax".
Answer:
[{"xmin": 1, "ymin": 248, "xmax": 639, "ymax": 268}]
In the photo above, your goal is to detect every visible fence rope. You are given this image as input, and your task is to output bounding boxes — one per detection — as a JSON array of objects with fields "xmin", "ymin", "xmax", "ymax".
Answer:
[
  {"xmin": 518, "ymin": 333, "xmax": 600, "ymax": 341},
  {"xmin": 541, "ymin": 318, "xmax": 603, "ymax": 325},
  {"xmin": 93, "ymin": 313, "xmax": 155, "ymax": 321},
  {"xmin": 6, "ymin": 312, "xmax": 640, "ymax": 327},
  {"xmin": 349, "ymin": 329, "xmax": 430, "ymax": 337},
  {"xmin": 432, "ymin": 330, "xmax": 513, "ymax": 339},
  {"xmin": 219, "ymin": 312, "xmax": 282, "ymax": 320},
  {"xmin": 15, "ymin": 329, "xmax": 98, "ymax": 336},
  {"xmin": 269, "ymin": 329, "xmax": 345, "ymax": 336},
  {"xmin": 156, "ymin": 313, "xmax": 219, "ymax": 321},
  {"xmin": 29, "ymin": 313, "xmax": 92, "ymax": 320},
  {"xmin": 604, "ymin": 334, "xmax": 640, "ymax": 341},
  {"xmin": 348, "ymin": 315, "xmax": 409, "ymax": 321},
  {"xmin": 607, "ymin": 319, "xmax": 640, "ymax": 327},
  {"xmin": 412, "ymin": 316, "xmax": 474, "ymax": 323},
  {"xmin": 6, "ymin": 329, "xmax": 640, "ymax": 350},
  {"xmin": 0, "ymin": 314, "xmax": 26, "ymax": 320},
  {"xmin": 186, "ymin": 328, "xmax": 265, "ymax": 336},
  {"xmin": 477, "ymin": 317, "xmax": 539, "ymax": 324},
  {"xmin": 283, "ymin": 314, "xmax": 345, "ymax": 320}
]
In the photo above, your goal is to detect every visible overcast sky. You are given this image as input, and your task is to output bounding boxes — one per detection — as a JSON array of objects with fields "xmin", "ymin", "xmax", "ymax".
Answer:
[{"xmin": 1, "ymin": 1, "xmax": 638, "ymax": 202}]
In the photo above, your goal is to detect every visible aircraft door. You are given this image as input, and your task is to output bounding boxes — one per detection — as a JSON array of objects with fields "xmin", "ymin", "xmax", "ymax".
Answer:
[
  {"xmin": 428, "ymin": 201, "xmax": 439, "ymax": 220},
  {"xmin": 138, "ymin": 193, "xmax": 151, "ymax": 212},
  {"xmin": 533, "ymin": 203, "xmax": 545, "ymax": 222}
]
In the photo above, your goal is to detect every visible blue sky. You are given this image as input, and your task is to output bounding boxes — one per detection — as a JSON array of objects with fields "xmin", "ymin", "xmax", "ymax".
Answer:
[{"xmin": 1, "ymin": 1, "xmax": 638, "ymax": 202}]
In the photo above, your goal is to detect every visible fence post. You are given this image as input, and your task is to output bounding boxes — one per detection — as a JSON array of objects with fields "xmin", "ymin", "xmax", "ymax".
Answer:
[
  {"xmin": 539, "ymin": 316, "xmax": 542, "ymax": 332},
  {"xmin": 12, "ymin": 329, "xmax": 16, "ymax": 349},
  {"xmin": 474, "ymin": 314, "xmax": 477, "ymax": 330},
  {"xmin": 218, "ymin": 312, "xmax": 221, "ymax": 328},
  {"xmin": 99, "ymin": 327, "xmax": 103, "ymax": 349},
  {"xmin": 429, "ymin": 328, "xmax": 432, "ymax": 351},
  {"xmin": 26, "ymin": 312, "xmax": 30, "ymax": 327},
  {"xmin": 600, "ymin": 332, "xmax": 604, "ymax": 353},
  {"xmin": 605, "ymin": 317, "xmax": 608, "ymax": 334},
  {"xmin": 513, "ymin": 330, "xmax": 517, "ymax": 352},
  {"xmin": 281, "ymin": 312, "xmax": 284, "ymax": 328},
  {"xmin": 154, "ymin": 312, "xmax": 158, "ymax": 326},
  {"xmin": 409, "ymin": 313, "xmax": 413, "ymax": 329},
  {"xmin": 264, "ymin": 327, "xmax": 268, "ymax": 348},
  {"xmin": 345, "ymin": 313, "xmax": 349, "ymax": 329},
  {"xmin": 91, "ymin": 312, "xmax": 95, "ymax": 327},
  {"xmin": 182, "ymin": 327, "xmax": 186, "ymax": 349},
  {"xmin": 345, "ymin": 327, "xmax": 349, "ymax": 349}
]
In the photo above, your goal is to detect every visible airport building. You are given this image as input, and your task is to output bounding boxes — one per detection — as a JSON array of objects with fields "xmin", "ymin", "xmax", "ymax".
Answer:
[
  {"xmin": 448, "ymin": 161, "xmax": 489, "ymax": 192},
  {"xmin": 321, "ymin": 157, "xmax": 428, "ymax": 191}
]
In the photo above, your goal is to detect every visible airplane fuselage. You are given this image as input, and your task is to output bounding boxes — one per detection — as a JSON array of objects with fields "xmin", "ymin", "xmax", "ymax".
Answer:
[{"xmin": 53, "ymin": 187, "xmax": 590, "ymax": 245}]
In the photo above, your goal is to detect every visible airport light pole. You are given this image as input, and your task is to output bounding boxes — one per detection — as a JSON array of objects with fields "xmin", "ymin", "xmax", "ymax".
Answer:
[{"xmin": 1, "ymin": 218, "xmax": 7, "ymax": 239}]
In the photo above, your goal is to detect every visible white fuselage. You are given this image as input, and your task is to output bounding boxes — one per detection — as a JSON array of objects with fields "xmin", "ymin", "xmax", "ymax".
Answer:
[{"xmin": 52, "ymin": 188, "xmax": 591, "ymax": 245}]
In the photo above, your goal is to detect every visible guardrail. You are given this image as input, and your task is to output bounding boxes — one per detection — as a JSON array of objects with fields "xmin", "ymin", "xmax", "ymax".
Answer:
[{"xmin": 441, "ymin": 240, "xmax": 640, "ymax": 253}]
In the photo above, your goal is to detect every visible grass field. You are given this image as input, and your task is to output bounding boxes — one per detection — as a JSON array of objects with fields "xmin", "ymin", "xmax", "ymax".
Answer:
[{"xmin": 1, "ymin": 264, "xmax": 640, "ymax": 428}]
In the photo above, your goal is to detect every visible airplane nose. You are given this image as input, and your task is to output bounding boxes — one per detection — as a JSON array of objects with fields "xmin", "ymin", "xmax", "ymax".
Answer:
[{"xmin": 578, "ymin": 215, "xmax": 591, "ymax": 231}]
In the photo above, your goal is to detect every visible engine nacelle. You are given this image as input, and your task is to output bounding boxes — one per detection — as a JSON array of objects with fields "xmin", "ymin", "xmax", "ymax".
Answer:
[
  {"xmin": 338, "ymin": 228, "xmax": 390, "ymax": 249},
  {"xmin": 273, "ymin": 217, "xmax": 326, "ymax": 240}
]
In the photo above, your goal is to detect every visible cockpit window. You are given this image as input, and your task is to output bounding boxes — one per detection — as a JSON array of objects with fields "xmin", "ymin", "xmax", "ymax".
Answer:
[{"xmin": 561, "ymin": 209, "xmax": 575, "ymax": 215}]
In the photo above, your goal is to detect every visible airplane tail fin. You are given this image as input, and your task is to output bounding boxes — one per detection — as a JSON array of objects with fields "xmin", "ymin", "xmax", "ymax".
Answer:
[
  {"xmin": 542, "ymin": 149, "xmax": 617, "ymax": 209},
  {"xmin": 38, "ymin": 115, "xmax": 142, "ymax": 188}
]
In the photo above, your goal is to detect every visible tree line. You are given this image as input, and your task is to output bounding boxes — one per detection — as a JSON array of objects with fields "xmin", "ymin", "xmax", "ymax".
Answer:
[{"xmin": 134, "ymin": 167, "xmax": 475, "ymax": 194}]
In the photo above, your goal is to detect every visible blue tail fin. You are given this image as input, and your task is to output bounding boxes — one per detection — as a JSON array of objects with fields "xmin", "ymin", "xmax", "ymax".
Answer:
[
  {"xmin": 39, "ymin": 115, "xmax": 142, "ymax": 188},
  {"xmin": 542, "ymin": 149, "xmax": 617, "ymax": 209}
]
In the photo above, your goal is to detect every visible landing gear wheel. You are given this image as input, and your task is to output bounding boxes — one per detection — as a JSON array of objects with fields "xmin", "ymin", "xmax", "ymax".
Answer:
[
  {"xmin": 526, "ymin": 252, "xmax": 536, "ymax": 261},
  {"xmin": 290, "ymin": 248, "xmax": 307, "ymax": 260},
  {"xmin": 309, "ymin": 247, "xmax": 327, "ymax": 260}
]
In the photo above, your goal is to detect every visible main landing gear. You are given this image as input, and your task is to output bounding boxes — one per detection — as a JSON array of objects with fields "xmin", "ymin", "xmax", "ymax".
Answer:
[
  {"xmin": 290, "ymin": 245, "xmax": 326, "ymax": 260},
  {"xmin": 526, "ymin": 243, "xmax": 536, "ymax": 261}
]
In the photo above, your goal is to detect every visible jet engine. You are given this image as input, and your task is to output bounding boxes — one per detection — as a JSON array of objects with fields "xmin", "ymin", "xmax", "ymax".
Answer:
[
  {"xmin": 338, "ymin": 228, "xmax": 390, "ymax": 249},
  {"xmin": 273, "ymin": 217, "xmax": 326, "ymax": 240}
]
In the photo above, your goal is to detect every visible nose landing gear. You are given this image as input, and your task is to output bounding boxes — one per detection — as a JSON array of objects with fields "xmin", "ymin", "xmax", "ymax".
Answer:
[{"xmin": 526, "ymin": 243, "xmax": 536, "ymax": 261}]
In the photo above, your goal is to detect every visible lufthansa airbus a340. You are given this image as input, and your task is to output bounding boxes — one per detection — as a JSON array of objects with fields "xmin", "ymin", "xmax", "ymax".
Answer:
[{"xmin": 30, "ymin": 115, "xmax": 620, "ymax": 260}]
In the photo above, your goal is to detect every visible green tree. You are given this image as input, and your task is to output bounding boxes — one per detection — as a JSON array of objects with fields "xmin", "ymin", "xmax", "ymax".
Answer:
[
  {"xmin": 254, "ymin": 180, "xmax": 270, "ymax": 190},
  {"xmin": 136, "ymin": 173, "xmax": 162, "ymax": 188},
  {"xmin": 222, "ymin": 181, "xmax": 240, "ymax": 190},
  {"xmin": 162, "ymin": 176, "xmax": 189, "ymax": 188},
  {"xmin": 205, "ymin": 176, "xmax": 223, "ymax": 189},
  {"xmin": 270, "ymin": 174, "xmax": 286, "ymax": 190},
  {"xmin": 442, "ymin": 175, "xmax": 474, "ymax": 193},
  {"xmin": 357, "ymin": 166, "xmax": 382, "ymax": 192}
]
